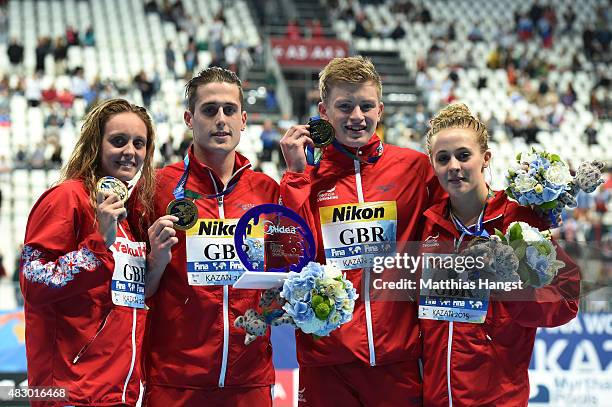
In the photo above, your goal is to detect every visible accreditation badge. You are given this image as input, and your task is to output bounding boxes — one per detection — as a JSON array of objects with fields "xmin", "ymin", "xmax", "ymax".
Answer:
[
  {"xmin": 319, "ymin": 201, "xmax": 397, "ymax": 270},
  {"xmin": 110, "ymin": 236, "xmax": 147, "ymax": 308},
  {"xmin": 185, "ymin": 218, "xmax": 264, "ymax": 285},
  {"xmin": 418, "ymin": 253, "xmax": 490, "ymax": 324}
]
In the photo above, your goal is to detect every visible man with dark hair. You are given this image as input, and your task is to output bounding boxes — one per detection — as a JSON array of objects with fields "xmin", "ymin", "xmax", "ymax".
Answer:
[{"xmin": 140, "ymin": 67, "xmax": 278, "ymax": 406}]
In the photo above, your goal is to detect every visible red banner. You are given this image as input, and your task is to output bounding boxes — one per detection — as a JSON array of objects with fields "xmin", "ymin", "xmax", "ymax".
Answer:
[{"xmin": 270, "ymin": 38, "xmax": 349, "ymax": 68}]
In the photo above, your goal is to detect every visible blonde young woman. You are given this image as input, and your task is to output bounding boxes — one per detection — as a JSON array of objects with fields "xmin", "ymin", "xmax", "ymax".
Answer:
[
  {"xmin": 20, "ymin": 99, "xmax": 177, "ymax": 407},
  {"xmin": 419, "ymin": 103, "xmax": 580, "ymax": 406}
]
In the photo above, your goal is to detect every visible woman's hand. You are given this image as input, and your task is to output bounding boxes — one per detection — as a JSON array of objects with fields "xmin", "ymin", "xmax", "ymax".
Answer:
[{"xmin": 96, "ymin": 191, "xmax": 127, "ymax": 247}]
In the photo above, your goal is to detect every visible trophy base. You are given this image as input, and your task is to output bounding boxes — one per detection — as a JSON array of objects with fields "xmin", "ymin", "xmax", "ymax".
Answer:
[{"xmin": 233, "ymin": 271, "xmax": 289, "ymax": 289}]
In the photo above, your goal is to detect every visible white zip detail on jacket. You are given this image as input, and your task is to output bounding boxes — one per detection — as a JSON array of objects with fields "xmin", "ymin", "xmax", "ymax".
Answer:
[
  {"xmin": 122, "ymin": 307, "xmax": 138, "ymax": 402},
  {"xmin": 354, "ymin": 159, "xmax": 376, "ymax": 366},
  {"xmin": 209, "ymin": 171, "xmax": 230, "ymax": 388},
  {"xmin": 447, "ymin": 321, "xmax": 454, "ymax": 407}
]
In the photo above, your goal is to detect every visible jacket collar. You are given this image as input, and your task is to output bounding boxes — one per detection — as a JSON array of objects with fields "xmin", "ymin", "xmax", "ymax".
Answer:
[
  {"xmin": 186, "ymin": 146, "xmax": 251, "ymax": 194},
  {"xmin": 423, "ymin": 189, "xmax": 508, "ymax": 238},
  {"xmin": 324, "ymin": 134, "xmax": 385, "ymax": 165}
]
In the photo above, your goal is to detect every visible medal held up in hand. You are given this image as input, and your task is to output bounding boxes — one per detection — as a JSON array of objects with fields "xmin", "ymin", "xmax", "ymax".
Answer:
[
  {"xmin": 166, "ymin": 198, "xmax": 198, "ymax": 231},
  {"xmin": 96, "ymin": 176, "xmax": 129, "ymax": 203},
  {"xmin": 308, "ymin": 116, "xmax": 335, "ymax": 148},
  {"xmin": 306, "ymin": 116, "xmax": 335, "ymax": 165}
]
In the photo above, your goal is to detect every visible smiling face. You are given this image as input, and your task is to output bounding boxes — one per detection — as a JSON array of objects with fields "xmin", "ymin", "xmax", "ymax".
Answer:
[
  {"xmin": 318, "ymin": 81, "xmax": 383, "ymax": 148},
  {"xmin": 430, "ymin": 127, "xmax": 491, "ymax": 200},
  {"xmin": 99, "ymin": 112, "xmax": 148, "ymax": 182},
  {"xmin": 184, "ymin": 81, "xmax": 247, "ymax": 161}
]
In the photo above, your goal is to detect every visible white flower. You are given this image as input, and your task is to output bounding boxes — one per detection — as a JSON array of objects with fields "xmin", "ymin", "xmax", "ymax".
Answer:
[
  {"xmin": 544, "ymin": 162, "xmax": 573, "ymax": 186},
  {"xmin": 517, "ymin": 222, "xmax": 544, "ymax": 242},
  {"xmin": 519, "ymin": 151, "xmax": 538, "ymax": 164},
  {"xmin": 514, "ymin": 174, "xmax": 537, "ymax": 192},
  {"xmin": 323, "ymin": 264, "xmax": 342, "ymax": 279}
]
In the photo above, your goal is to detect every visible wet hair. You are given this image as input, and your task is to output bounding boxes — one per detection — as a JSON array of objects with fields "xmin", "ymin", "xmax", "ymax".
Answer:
[
  {"xmin": 61, "ymin": 98, "xmax": 156, "ymax": 222},
  {"xmin": 185, "ymin": 67, "xmax": 244, "ymax": 113},
  {"xmin": 319, "ymin": 56, "xmax": 382, "ymax": 103},
  {"xmin": 426, "ymin": 103, "xmax": 489, "ymax": 156}
]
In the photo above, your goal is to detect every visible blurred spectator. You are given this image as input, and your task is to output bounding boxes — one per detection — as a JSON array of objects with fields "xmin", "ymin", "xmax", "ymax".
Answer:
[
  {"xmin": 308, "ymin": 19, "xmax": 323, "ymax": 39},
  {"xmin": 0, "ymin": 252, "xmax": 6, "ymax": 280},
  {"xmin": 184, "ymin": 41, "xmax": 199, "ymax": 72},
  {"xmin": 65, "ymin": 25, "xmax": 80, "ymax": 46},
  {"xmin": 353, "ymin": 13, "xmax": 373, "ymax": 38},
  {"xmin": 468, "ymin": 23, "xmax": 484, "ymax": 42},
  {"xmin": 30, "ymin": 142, "xmax": 46, "ymax": 169},
  {"xmin": 14, "ymin": 145, "xmax": 28, "ymax": 169},
  {"xmin": 563, "ymin": 6, "xmax": 577, "ymax": 34},
  {"xmin": 35, "ymin": 37, "xmax": 51, "ymax": 73},
  {"xmin": 259, "ymin": 119, "xmax": 281, "ymax": 162},
  {"xmin": 177, "ymin": 131, "xmax": 192, "ymax": 158},
  {"xmin": 25, "ymin": 73, "xmax": 42, "ymax": 107},
  {"xmin": 53, "ymin": 37, "xmax": 68, "ymax": 75},
  {"xmin": 561, "ymin": 83, "xmax": 577, "ymax": 107},
  {"xmin": 144, "ymin": 0, "xmax": 158, "ymax": 14},
  {"xmin": 134, "ymin": 70, "xmax": 155, "ymax": 107},
  {"xmin": 83, "ymin": 26, "xmax": 95, "ymax": 47},
  {"xmin": 517, "ymin": 13, "xmax": 534, "ymax": 41},
  {"xmin": 286, "ymin": 19, "xmax": 302, "ymax": 40},
  {"xmin": 585, "ymin": 122, "xmax": 599, "ymax": 145},
  {"xmin": 389, "ymin": 19, "xmax": 406, "ymax": 40},
  {"xmin": 48, "ymin": 137, "xmax": 63, "ymax": 169},
  {"xmin": 209, "ymin": 13, "xmax": 225, "ymax": 66},
  {"xmin": 71, "ymin": 67, "xmax": 90, "ymax": 99},
  {"xmin": 165, "ymin": 42, "xmax": 175, "ymax": 77},
  {"xmin": 7, "ymin": 38, "xmax": 24, "ymax": 71},
  {"xmin": 224, "ymin": 43, "xmax": 239, "ymax": 73},
  {"xmin": 160, "ymin": 135, "xmax": 175, "ymax": 165}
]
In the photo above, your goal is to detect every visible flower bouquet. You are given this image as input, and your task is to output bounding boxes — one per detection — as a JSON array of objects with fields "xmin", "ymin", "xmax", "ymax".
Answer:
[
  {"xmin": 235, "ymin": 262, "xmax": 358, "ymax": 345},
  {"xmin": 463, "ymin": 222, "xmax": 564, "ymax": 288},
  {"xmin": 506, "ymin": 148, "xmax": 604, "ymax": 226}
]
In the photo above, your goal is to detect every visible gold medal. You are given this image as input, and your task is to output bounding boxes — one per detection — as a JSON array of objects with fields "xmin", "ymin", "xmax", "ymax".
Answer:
[
  {"xmin": 166, "ymin": 199, "xmax": 198, "ymax": 231},
  {"xmin": 308, "ymin": 118, "xmax": 335, "ymax": 148},
  {"xmin": 96, "ymin": 176, "xmax": 128, "ymax": 203}
]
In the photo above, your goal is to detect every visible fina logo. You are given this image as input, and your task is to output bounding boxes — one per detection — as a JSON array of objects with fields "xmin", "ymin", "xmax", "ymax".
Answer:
[
  {"xmin": 262, "ymin": 220, "xmax": 298, "ymax": 235},
  {"xmin": 422, "ymin": 233, "xmax": 440, "ymax": 248}
]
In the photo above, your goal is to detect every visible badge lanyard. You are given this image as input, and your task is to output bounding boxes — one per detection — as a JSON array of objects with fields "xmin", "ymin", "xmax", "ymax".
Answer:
[
  {"xmin": 450, "ymin": 189, "xmax": 494, "ymax": 251},
  {"xmin": 172, "ymin": 154, "xmax": 243, "ymax": 201}
]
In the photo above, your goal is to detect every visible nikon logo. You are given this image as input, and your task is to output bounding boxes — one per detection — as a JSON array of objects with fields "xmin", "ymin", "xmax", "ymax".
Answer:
[
  {"xmin": 332, "ymin": 206, "xmax": 385, "ymax": 222},
  {"xmin": 198, "ymin": 221, "xmax": 252, "ymax": 236}
]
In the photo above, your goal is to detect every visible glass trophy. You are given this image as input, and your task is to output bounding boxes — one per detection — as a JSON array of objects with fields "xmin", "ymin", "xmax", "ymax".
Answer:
[{"xmin": 233, "ymin": 204, "xmax": 316, "ymax": 289}]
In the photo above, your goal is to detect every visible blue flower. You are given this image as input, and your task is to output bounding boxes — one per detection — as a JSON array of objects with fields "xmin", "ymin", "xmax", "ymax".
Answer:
[
  {"xmin": 526, "ymin": 246, "xmax": 550, "ymax": 284},
  {"xmin": 283, "ymin": 301, "xmax": 314, "ymax": 323}
]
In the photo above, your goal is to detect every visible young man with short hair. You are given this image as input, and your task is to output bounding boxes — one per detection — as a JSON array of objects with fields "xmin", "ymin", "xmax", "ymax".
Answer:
[
  {"xmin": 280, "ymin": 56, "xmax": 444, "ymax": 406},
  {"xmin": 142, "ymin": 67, "xmax": 278, "ymax": 406}
]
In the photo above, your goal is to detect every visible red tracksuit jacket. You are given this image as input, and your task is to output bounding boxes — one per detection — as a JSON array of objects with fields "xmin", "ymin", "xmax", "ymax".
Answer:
[
  {"xmin": 280, "ymin": 135, "xmax": 444, "ymax": 367},
  {"xmin": 141, "ymin": 148, "xmax": 278, "ymax": 391},
  {"xmin": 419, "ymin": 190, "xmax": 580, "ymax": 406},
  {"xmin": 20, "ymin": 179, "xmax": 146, "ymax": 407}
]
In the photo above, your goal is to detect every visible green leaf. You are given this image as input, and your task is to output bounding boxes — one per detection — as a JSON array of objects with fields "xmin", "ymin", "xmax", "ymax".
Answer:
[
  {"xmin": 550, "ymin": 154, "xmax": 561, "ymax": 163},
  {"xmin": 508, "ymin": 223, "xmax": 523, "ymax": 242},
  {"xmin": 539, "ymin": 201, "xmax": 558, "ymax": 210},
  {"xmin": 511, "ymin": 240, "xmax": 527, "ymax": 260},
  {"xmin": 516, "ymin": 262, "xmax": 531, "ymax": 285},
  {"xmin": 494, "ymin": 228, "xmax": 507, "ymax": 242}
]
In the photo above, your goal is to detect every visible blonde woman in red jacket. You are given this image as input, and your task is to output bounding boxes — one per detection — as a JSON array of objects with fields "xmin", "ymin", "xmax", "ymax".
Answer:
[
  {"xmin": 419, "ymin": 103, "xmax": 580, "ymax": 406},
  {"xmin": 20, "ymin": 99, "xmax": 177, "ymax": 407}
]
